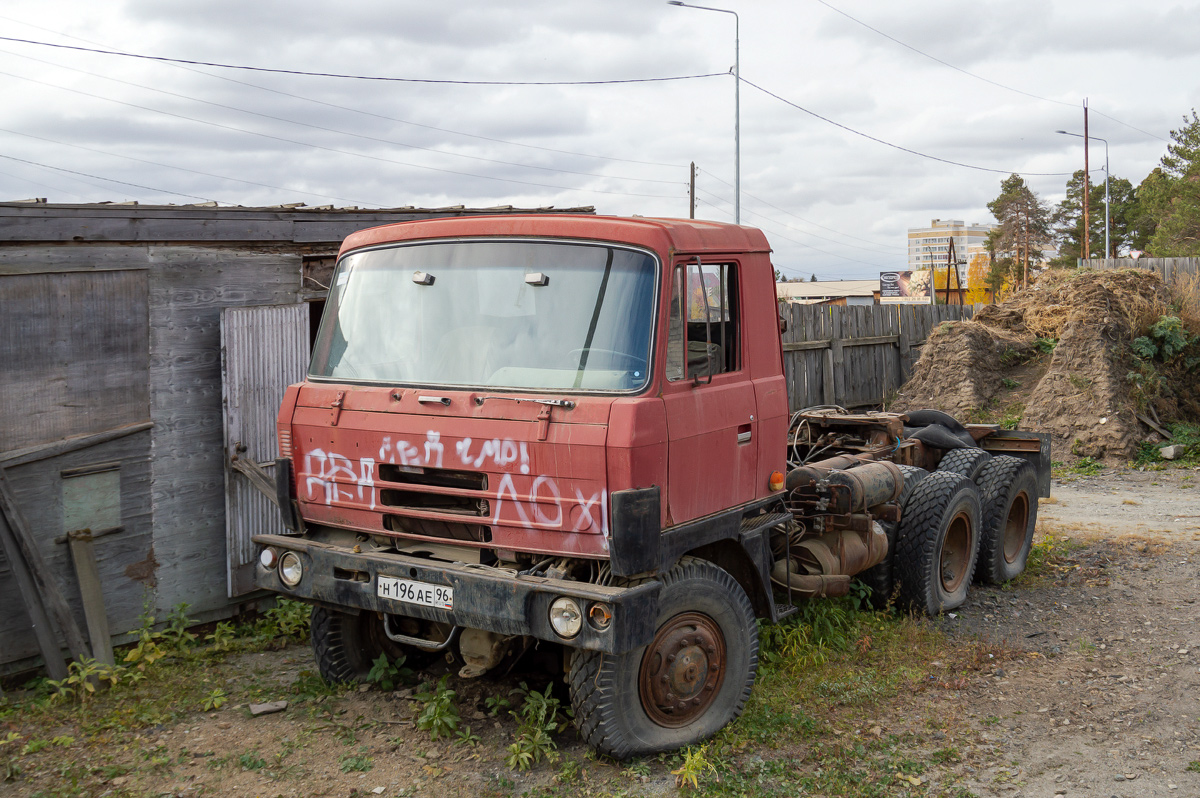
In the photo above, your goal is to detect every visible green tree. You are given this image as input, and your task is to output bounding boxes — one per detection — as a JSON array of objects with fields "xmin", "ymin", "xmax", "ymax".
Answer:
[
  {"xmin": 809, "ymin": 273, "xmax": 817, "ymax": 282},
  {"xmin": 987, "ymin": 174, "xmax": 1050, "ymax": 287},
  {"xmin": 1051, "ymin": 170, "xmax": 1139, "ymax": 263},
  {"xmin": 1142, "ymin": 110, "xmax": 1200, "ymax": 256}
]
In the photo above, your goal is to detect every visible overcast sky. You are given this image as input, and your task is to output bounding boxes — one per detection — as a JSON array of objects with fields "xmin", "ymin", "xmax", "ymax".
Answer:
[{"xmin": 2, "ymin": 1, "xmax": 1198, "ymax": 279}]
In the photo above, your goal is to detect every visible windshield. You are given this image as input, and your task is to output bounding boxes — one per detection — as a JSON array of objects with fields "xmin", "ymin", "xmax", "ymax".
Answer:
[{"xmin": 310, "ymin": 239, "xmax": 658, "ymax": 392}]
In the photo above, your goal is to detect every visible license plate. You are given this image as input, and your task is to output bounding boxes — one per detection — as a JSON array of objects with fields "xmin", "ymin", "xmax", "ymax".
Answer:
[{"xmin": 376, "ymin": 576, "xmax": 453, "ymax": 610}]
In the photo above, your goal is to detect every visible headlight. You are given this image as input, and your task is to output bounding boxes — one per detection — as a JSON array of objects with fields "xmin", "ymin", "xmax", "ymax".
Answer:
[
  {"xmin": 549, "ymin": 597, "xmax": 582, "ymax": 639},
  {"xmin": 588, "ymin": 602, "xmax": 613, "ymax": 630},
  {"xmin": 259, "ymin": 547, "xmax": 278, "ymax": 569},
  {"xmin": 278, "ymin": 551, "xmax": 304, "ymax": 587}
]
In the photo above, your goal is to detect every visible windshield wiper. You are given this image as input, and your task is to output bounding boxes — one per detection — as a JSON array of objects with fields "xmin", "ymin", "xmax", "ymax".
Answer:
[{"xmin": 474, "ymin": 396, "xmax": 575, "ymax": 409}]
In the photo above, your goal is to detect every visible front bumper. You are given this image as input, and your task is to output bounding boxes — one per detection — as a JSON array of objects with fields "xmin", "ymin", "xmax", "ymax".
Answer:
[{"xmin": 252, "ymin": 534, "xmax": 660, "ymax": 654}]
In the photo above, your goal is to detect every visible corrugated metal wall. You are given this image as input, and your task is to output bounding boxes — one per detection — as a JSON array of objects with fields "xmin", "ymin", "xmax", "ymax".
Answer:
[{"xmin": 221, "ymin": 303, "xmax": 310, "ymax": 596}]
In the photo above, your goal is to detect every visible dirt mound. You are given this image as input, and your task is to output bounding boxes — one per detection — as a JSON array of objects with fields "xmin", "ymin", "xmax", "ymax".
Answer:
[{"xmin": 894, "ymin": 269, "xmax": 1181, "ymax": 462}]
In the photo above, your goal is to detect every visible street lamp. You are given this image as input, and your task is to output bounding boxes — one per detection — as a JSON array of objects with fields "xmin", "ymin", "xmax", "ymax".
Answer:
[
  {"xmin": 1057, "ymin": 129, "xmax": 1110, "ymax": 259},
  {"xmin": 668, "ymin": 1, "xmax": 740, "ymax": 224}
]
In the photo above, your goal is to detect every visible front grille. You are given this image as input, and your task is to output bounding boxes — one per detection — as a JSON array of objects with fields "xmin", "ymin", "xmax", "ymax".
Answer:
[
  {"xmin": 378, "ymin": 464, "xmax": 488, "ymax": 491},
  {"xmin": 380, "ymin": 489, "xmax": 490, "ymax": 517},
  {"xmin": 384, "ymin": 515, "xmax": 490, "ymax": 543}
]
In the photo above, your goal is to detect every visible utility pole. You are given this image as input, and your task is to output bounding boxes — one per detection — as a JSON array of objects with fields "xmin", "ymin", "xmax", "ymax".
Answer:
[
  {"xmin": 1082, "ymin": 99, "xmax": 1090, "ymax": 260},
  {"xmin": 689, "ymin": 162, "xmax": 696, "ymax": 219}
]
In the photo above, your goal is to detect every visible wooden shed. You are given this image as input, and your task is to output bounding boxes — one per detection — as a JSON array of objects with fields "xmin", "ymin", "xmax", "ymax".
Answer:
[{"xmin": 0, "ymin": 200, "xmax": 593, "ymax": 676}]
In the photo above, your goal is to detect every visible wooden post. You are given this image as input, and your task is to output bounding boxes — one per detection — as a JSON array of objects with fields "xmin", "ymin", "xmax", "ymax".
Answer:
[
  {"xmin": 0, "ymin": 474, "xmax": 91, "ymax": 667},
  {"xmin": 67, "ymin": 529, "xmax": 115, "ymax": 666},
  {"xmin": 0, "ymin": 507, "xmax": 68, "ymax": 680}
]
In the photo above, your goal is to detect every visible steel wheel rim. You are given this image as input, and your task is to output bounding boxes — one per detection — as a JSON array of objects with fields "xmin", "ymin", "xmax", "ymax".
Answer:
[
  {"xmin": 940, "ymin": 511, "xmax": 972, "ymax": 593},
  {"xmin": 1003, "ymin": 492, "xmax": 1030, "ymax": 563},
  {"xmin": 638, "ymin": 612, "xmax": 726, "ymax": 728}
]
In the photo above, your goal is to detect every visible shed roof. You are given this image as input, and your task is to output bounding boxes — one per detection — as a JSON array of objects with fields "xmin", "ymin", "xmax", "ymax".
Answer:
[{"xmin": 776, "ymin": 279, "xmax": 879, "ymax": 300}]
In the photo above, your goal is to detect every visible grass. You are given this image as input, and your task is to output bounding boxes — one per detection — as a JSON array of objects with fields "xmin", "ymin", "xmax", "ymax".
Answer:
[
  {"xmin": 1133, "ymin": 421, "xmax": 1200, "ymax": 467},
  {"xmin": 0, "ymin": 599, "xmax": 318, "ymax": 795}
]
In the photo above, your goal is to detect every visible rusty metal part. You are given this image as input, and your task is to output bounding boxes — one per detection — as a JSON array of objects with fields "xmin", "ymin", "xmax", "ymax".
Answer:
[
  {"xmin": 638, "ymin": 612, "xmax": 726, "ymax": 728},
  {"xmin": 784, "ymin": 451, "xmax": 883, "ymax": 491},
  {"xmin": 1003, "ymin": 492, "xmax": 1031, "ymax": 564},
  {"xmin": 769, "ymin": 559, "xmax": 852, "ymax": 598},
  {"xmin": 457, "ymin": 627, "xmax": 512, "ymax": 678},
  {"xmin": 822, "ymin": 461, "xmax": 903, "ymax": 513},
  {"xmin": 794, "ymin": 522, "xmax": 889, "ymax": 578},
  {"xmin": 940, "ymin": 510, "xmax": 973, "ymax": 593}
]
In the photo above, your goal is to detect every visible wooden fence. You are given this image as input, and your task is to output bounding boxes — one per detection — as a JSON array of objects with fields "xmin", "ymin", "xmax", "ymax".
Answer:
[
  {"xmin": 780, "ymin": 303, "xmax": 975, "ymax": 411},
  {"xmin": 1089, "ymin": 257, "xmax": 1200, "ymax": 288}
]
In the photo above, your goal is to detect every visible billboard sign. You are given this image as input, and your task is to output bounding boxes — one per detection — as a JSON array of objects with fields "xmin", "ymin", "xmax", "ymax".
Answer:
[{"xmin": 879, "ymin": 270, "xmax": 931, "ymax": 302}]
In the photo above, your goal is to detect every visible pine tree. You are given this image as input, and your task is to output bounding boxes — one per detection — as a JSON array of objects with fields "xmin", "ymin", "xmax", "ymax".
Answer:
[
  {"xmin": 1051, "ymin": 170, "xmax": 1139, "ymax": 263},
  {"xmin": 1142, "ymin": 110, "xmax": 1200, "ymax": 257},
  {"xmin": 987, "ymin": 174, "xmax": 1050, "ymax": 287}
]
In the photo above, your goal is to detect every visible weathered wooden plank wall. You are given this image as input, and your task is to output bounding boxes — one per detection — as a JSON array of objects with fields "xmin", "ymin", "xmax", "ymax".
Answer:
[
  {"xmin": 147, "ymin": 247, "xmax": 301, "ymax": 618},
  {"xmin": 0, "ymin": 433, "xmax": 153, "ymax": 664},
  {"xmin": 0, "ymin": 262, "xmax": 149, "ymax": 452},
  {"xmin": 1090, "ymin": 257, "xmax": 1200, "ymax": 288},
  {"xmin": 780, "ymin": 302, "xmax": 974, "ymax": 411}
]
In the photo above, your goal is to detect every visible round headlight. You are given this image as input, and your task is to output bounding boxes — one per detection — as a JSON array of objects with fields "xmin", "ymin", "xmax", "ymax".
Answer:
[
  {"xmin": 548, "ymin": 597, "xmax": 582, "ymax": 639},
  {"xmin": 259, "ymin": 547, "xmax": 279, "ymax": 569},
  {"xmin": 588, "ymin": 602, "xmax": 613, "ymax": 630},
  {"xmin": 278, "ymin": 551, "xmax": 304, "ymax": 587}
]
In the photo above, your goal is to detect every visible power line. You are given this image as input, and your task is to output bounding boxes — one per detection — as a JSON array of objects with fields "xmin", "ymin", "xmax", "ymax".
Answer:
[
  {"xmin": 697, "ymin": 169, "xmax": 904, "ymax": 254},
  {"xmin": 0, "ymin": 165, "xmax": 92, "ymax": 201},
  {"xmin": 0, "ymin": 14, "xmax": 684, "ymax": 168},
  {"xmin": 0, "ymin": 70, "xmax": 685, "ymax": 200},
  {"xmin": 812, "ymin": 0, "xmax": 1170, "ymax": 144},
  {"xmin": 0, "ymin": 127, "xmax": 386, "ymax": 207},
  {"xmin": 0, "ymin": 47, "xmax": 683, "ymax": 186},
  {"xmin": 0, "ymin": 35, "xmax": 726, "ymax": 86},
  {"xmin": 741, "ymin": 77, "xmax": 1071, "ymax": 177},
  {"xmin": 0, "ymin": 154, "xmax": 225, "ymax": 202}
]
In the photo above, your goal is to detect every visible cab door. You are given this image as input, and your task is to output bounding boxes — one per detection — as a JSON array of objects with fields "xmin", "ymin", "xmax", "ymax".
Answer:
[{"xmin": 661, "ymin": 259, "xmax": 758, "ymax": 524}]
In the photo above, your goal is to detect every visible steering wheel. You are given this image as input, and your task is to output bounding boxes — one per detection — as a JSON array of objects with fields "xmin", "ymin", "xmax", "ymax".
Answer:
[{"xmin": 567, "ymin": 347, "xmax": 647, "ymax": 371}]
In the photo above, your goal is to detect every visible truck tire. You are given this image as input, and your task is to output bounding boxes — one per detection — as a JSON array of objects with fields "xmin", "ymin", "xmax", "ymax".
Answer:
[
  {"xmin": 568, "ymin": 557, "xmax": 757, "ymax": 759},
  {"xmin": 893, "ymin": 471, "xmax": 981, "ymax": 616},
  {"xmin": 858, "ymin": 464, "xmax": 928, "ymax": 610},
  {"xmin": 974, "ymin": 455, "xmax": 1039, "ymax": 584},
  {"xmin": 936, "ymin": 447, "xmax": 992, "ymax": 480},
  {"xmin": 310, "ymin": 606, "xmax": 439, "ymax": 683}
]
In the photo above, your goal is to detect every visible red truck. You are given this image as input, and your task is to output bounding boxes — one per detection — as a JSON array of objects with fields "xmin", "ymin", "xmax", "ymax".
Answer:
[{"xmin": 254, "ymin": 215, "xmax": 1049, "ymax": 758}]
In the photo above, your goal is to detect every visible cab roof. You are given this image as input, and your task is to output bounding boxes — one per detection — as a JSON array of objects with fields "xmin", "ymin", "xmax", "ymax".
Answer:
[{"xmin": 338, "ymin": 214, "xmax": 772, "ymax": 259}]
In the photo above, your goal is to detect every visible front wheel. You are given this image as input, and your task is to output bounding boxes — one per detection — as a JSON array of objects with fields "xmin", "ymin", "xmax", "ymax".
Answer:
[
  {"xmin": 569, "ymin": 557, "xmax": 758, "ymax": 759},
  {"xmin": 310, "ymin": 606, "xmax": 443, "ymax": 683}
]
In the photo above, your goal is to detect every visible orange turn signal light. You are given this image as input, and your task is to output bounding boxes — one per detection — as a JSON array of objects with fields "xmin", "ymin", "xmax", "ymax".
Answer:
[{"xmin": 768, "ymin": 470, "xmax": 786, "ymax": 492}]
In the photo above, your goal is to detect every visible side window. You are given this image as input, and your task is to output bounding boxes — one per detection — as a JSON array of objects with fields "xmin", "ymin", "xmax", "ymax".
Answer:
[{"xmin": 666, "ymin": 261, "xmax": 739, "ymax": 382}]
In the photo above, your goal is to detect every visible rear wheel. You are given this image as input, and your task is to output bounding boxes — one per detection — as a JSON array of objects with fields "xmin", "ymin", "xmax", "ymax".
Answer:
[
  {"xmin": 569, "ymin": 557, "xmax": 757, "ymax": 759},
  {"xmin": 858, "ymin": 464, "xmax": 928, "ymax": 609},
  {"xmin": 974, "ymin": 456, "xmax": 1039, "ymax": 584},
  {"xmin": 310, "ymin": 606, "xmax": 443, "ymax": 683},
  {"xmin": 936, "ymin": 447, "xmax": 992, "ymax": 480},
  {"xmin": 894, "ymin": 471, "xmax": 981, "ymax": 616}
]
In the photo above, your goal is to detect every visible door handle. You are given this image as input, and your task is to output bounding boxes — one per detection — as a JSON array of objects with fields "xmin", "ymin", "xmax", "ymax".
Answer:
[{"xmin": 737, "ymin": 423, "xmax": 752, "ymax": 445}]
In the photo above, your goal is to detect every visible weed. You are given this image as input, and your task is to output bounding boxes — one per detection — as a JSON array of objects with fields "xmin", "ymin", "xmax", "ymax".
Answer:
[
  {"xmin": 672, "ymin": 744, "xmax": 717, "ymax": 790},
  {"xmin": 205, "ymin": 622, "xmax": 237, "ymax": 652},
  {"xmin": 415, "ymin": 676, "xmax": 460, "ymax": 741},
  {"xmin": 505, "ymin": 681, "xmax": 568, "ymax": 772},
  {"xmin": 1188, "ymin": 760, "xmax": 1200, "ymax": 772},
  {"xmin": 45, "ymin": 657, "xmax": 124, "ymax": 704},
  {"xmin": 1134, "ymin": 422, "xmax": 1200, "ymax": 467},
  {"xmin": 201, "ymin": 688, "xmax": 227, "ymax": 711},
  {"xmin": 162, "ymin": 603, "xmax": 198, "ymax": 651},
  {"xmin": 485, "ymin": 694, "xmax": 512, "ymax": 717},
  {"xmin": 260, "ymin": 599, "xmax": 311, "ymax": 641},
  {"xmin": 454, "ymin": 725, "xmax": 480, "ymax": 747},
  {"xmin": 366, "ymin": 653, "xmax": 412, "ymax": 692},
  {"xmin": 238, "ymin": 750, "xmax": 267, "ymax": 771},
  {"xmin": 339, "ymin": 750, "xmax": 373, "ymax": 773},
  {"xmin": 1000, "ymin": 377, "xmax": 1021, "ymax": 389},
  {"xmin": 1035, "ymin": 337, "xmax": 1057, "ymax": 354},
  {"xmin": 291, "ymin": 670, "xmax": 344, "ymax": 701},
  {"xmin": 1066, "ymin": 456, "xmax": 1104, "ymax": 476},
  {"xmin": 1068, "ymin": 374, "xmax": 1092, "ymax": 390}
]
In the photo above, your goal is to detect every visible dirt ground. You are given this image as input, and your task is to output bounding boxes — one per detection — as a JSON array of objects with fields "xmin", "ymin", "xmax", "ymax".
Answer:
[{"xmin": 7, "ymin": 465, "xmax": 1200, "ymax": 798}]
